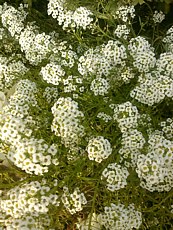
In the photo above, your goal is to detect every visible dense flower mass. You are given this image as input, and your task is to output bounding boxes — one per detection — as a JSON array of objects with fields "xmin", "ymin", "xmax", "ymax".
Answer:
[
  {"xmin": 112, "ymin": 101, "xmax": 140, "ymax": 132},
  {"xmin": 136, "ymin": 131, "xmax": 173, "ymax": 192},
  {"xmin": 0, "ymin": 0, "xmax": 173, "ymax": 229},
  {"xmin": 51, "ymin": 97, "xmax": 85, "ymax": 148},
  {"xmin": 78, "ymin": 40, "xmax": 127, "ymax": 77},
  {"xmin": 0, "ymin": 179, "xmax": 60, "ymax": 228},
  {"xmin": 61, "ymin": 186, "xmax": 87, "ymax": 214},
  {"xmin": 101, "ymin": 163, "xmax": 129, "ymax": 191},
  {"xmin": 97, "ymin": 202, "xmax": 142, "ymax": 230},
  {"xmin": 130, "ymin": 71, "xmax": 173, "ymax": 106},
  {"xmin": 47, "ymin": 0, "xmax": 93, "ymax": 30},
  {"xmin": 86, "ymin": 136, "xmax": 112, "ymax": 163}
]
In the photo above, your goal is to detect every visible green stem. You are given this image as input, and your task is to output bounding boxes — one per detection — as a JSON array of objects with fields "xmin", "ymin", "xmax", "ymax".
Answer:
[{"xmin": 88, "ymin": 180, "xmax": 100, "ymax": 229}]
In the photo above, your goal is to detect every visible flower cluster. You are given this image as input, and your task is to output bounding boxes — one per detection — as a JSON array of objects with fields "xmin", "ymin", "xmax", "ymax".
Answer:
[
  {"xmin": 8, "ymin": 137, "xmax": 59, "ymax": 175},
  {"xmin": 19, "ymin": 25, "xmax": 55, "ymax": 65},
  {"xmin": 0, "ymin": 3, "xmax": 27, "ymax": 38},
  {"xmin": 136, "ymin": 131, "xmax": 173, "ymax": 192},
  {"xmin": 114, "ymin": 66, "xmax": 135, "ymax": 85},
  {"xmin": 0, "ymin": 180, "xmax": 59, "ymax": 229},
  {"xmin": 90, "ymin": 77, "xmax": 110, "ymax": 96},
  {"xmin": 50, "ymin": 41, "xmax": 78, "ymax": 68},
  {"xmin": 128, "ymin": 36, "xmax": 156, "ymax": 72},
  {"xmin": 42, "ymin": 87, "xmax": 59, "ymax": 105},
  {"xmin": 163, "ymin": 25, "xmax": 173, "ymax": 42},
  {"xmin": 0, "ymin": 80, "xmax": 39, "ymax": 146},
  {"xmin": 101, "ymin": 163, "xmax": 129, "ymax": 191},
  {"xmin": 40, "ymin": 62, "xmax": 65, "ymax": 85},
  {"xmin": 63, "ymin": 75, "xmax": 83, "ymax": 94},
  {"xmin": 47, "ymin": 0, "xmax": 93, "ymax": 30},
  {"xmin": 130, "ymin": 71, "xmax": 173, "ymax": 106},
  {"xmin": 0, "ymin": 114, "xmax": 32, "ymax": 146},
  {"xmin": 115, "ymin": 5, "xmax": 135, "ymax": 23},
  {"xmin": 118, "ymin": 129, "xmax": 146, "ymax": 167},
  {"xmin": 112, "ymin": 101, "xmax": 140, "ymax": 133},
  {"xmin": 97, "ymin": 202, "xmax": 142, "ymax": 230},
  {"xmin": 61, "ymin": 187, "xmax": 87, "ymax": 215},
  {"xmin": 153, "ymin": 10, "xmax": 165, "ymax": 24},
  {"xmin": 160, "ymin": 118, "xmax": 173, "ymax": 140},
  {"xmin": 86, "ymin": 136, "xmax": 112, "ymax": 163},
  {"xmin": 97, "ymin": 112, "xmax": 112, "ymax": 123},
  {"xmin": 0, "ymin": 56, "xmax": 28, "ymax": 90},
  {"xmin": 156, "ymin": 52, "xmax": 173, "ymax": 77},
  {"xmin": 114, "ymin": 24, "xmax": 130, "ymax": 39},
  {"xmin": 78, "ymin": 40, "xmax": 127, "ymax": 77},
  {"xmin": 51, "ymin": 97, "xmax": 85, "ymax": 148}
]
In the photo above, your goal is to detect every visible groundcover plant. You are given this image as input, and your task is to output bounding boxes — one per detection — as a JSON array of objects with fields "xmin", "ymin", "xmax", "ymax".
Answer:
[{"xmin": 0, "ymin": 0, "xmax": 173, "ymax": 229}]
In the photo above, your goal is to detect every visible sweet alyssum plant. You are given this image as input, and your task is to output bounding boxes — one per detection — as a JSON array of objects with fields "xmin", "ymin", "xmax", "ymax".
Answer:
[{"xmin": 0, "ymin": 0, "xmax": 173, "ymax": 229}]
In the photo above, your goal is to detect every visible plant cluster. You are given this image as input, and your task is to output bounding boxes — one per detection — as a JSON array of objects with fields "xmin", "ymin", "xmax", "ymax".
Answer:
[{"xmin": 0, "ymin": 0, "xmax": 173, "ymax": 229}]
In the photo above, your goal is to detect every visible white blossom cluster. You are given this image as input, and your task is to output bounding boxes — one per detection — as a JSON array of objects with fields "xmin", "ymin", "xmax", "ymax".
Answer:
[
  {"xmin": 61, "ymin": 186, "xmax": 87, "ymax": 215},
  {"xmin": 0, "ymin": 114, "xmax": 32, "ymax": 146},
  {"xmin": 121, "ymin": 129, "xmax": 145, "ymax": 149},
  {"xmin": 90, "ymin": 77, "xmax": 110, "ymax": 96},
  {"xmin": 0, "ymin": 27, "xmax": 15, "ymax": 53},
  {"xmin": 43, "ymin": 86, "xmax": 59, "ymax": 104},
  {"xmin": 111, "ymin": 66, "xmax": 136, "ymax": 86},
  {"xmin": 19, "ymin": 25, "xmax": 55, "ymax": 65},
  {"xmin": 51, "ymin": 97, "xmax": 85, "ymax": 148},
  {"xmin": 78, "ymin": 40, "xmax": 127, "ymax": 77},
  {"xmin": 40, "ymin": 62, "xmax": 65, "ymax": 85},
  {"xmin": 130, "ymin": 71, "xmax": 173, "ymax": 106},
  {"xmin": 8, "ymin": 137, "xmax": 59, "ymax": 175},
  {"xmin": 0, "ymin": 78, "xmax": 60, "ymax": 175},
  {"xmin": 153, "ymin": 10, "xmax": 165, "ymax": 24},
  {"xmin": 0, "ymin": 3, "xmax": 57, "ymax": 66},
  {"xmin": 101, "ymin": 163, "xmax": 129, "ymax": 191},
  {"xmin": 97, "ymin": 112, "xmax": 112, "ymax": 123},
  {"xmin": 97, "ymin": 202, "xmax": 142, "ymax": 230},
  {"xmin": 114, "ymin": 24, "xmax": 130, "ymax": 39},
  {"xmin": 160, "ymin": 118, "xmax": 173, "ymax": 140},
  {"xmin": 0, "ymin": 3, "xmax": 27, "ymax": 38},
  {"xmin": 120, "ymin": 67, "xmax": 135, "ymax": 83},
  {"xmin": 0, "ymin": 180, "xmax": 59, "ymax": 229},
  {"xmin": 50, "ymin": 41, "xmax": 78, "ymax": 68},
  {"xmin": 7, "ymin": 79, "xmax": 39, "ymax": 114},
  {"xmin": 115, "ymin": 5, "xmax": 135, "ymax": 23},
  {"xmin": 156, "ymin": 52, "xmax": 173, "ymax": 77},
  {"xmin": 86, "ymin": 136, "xmax": 112, "ymax": 163},
  {"xmin": 136, "ymin": 131, "xmax": 173, "ymax": 192},
  {"xmin": 47, "ymin": 0, "xmax": 93, "ymax": 30},
  {"xmin": 2, "ymin": 215, "xmax": 51, "ymax": 230},
  {"xmin": 0, "ymin": 80, "xmax": 38, "ymax": 146},
  {"xmin": 0, "ymin": 56, "xmax": 28, "ymax": 90},
  {"xmin": 128, "ymin": 36, "xmax": 156, "ymax": 72},
  {"xmin": 112, "ymin": 101, "xmax": 140, "ymax": 133},
  {"xmin": 118, "ymin": 129, "xmax": 146, "ymax": 167},
  {"xmin": 163, "ymin": 25, "xmax": 173, "ymax": 44},
  {"xmin": 63, "ymin": 75, "xmax": 83, "ymax": 93}
]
